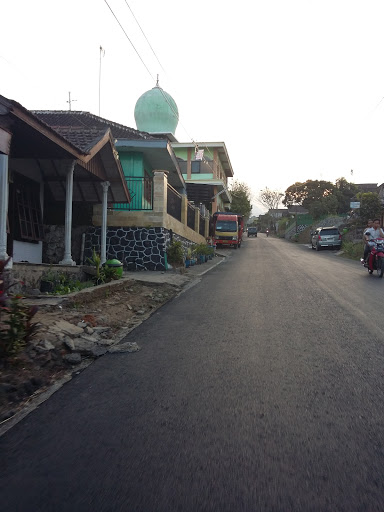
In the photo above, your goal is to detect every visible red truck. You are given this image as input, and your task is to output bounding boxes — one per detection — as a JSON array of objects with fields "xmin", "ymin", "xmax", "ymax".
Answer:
[{"xmin": 212, "ymin": 212, "xmax": 244, "ymax": 249}]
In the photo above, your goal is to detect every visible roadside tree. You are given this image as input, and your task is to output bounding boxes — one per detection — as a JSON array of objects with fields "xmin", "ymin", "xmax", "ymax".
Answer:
[
  {"xmin": 258, "ymin": 188, "xmax": 284, "ymax": 212},
  {"xmin": 229, "ymin": 180, "xmax": 253, "ymax": 220},
  {"xmin": 358, "ymin": 192, "xmax": 382, "ymax": 221},
  {"xmin": 283, "ymin": 180, "xmax": 335, "ymax": 209},
  {"xmin": 334, "ymin": 177, "xmax": 359, "ymax": 214}
]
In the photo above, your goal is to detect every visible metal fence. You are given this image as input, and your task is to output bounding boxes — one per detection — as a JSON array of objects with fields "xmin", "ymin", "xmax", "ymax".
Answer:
[
  {"xmin": 167, "ymin": 184, "xmax": 182, "ymax": 221},
  {"xmin": 187, "ymin": 202, "xmax": 195, "ymax": 230},
  {"xmin": 113, "ymin": 176, "xmax": 153, "ymax": 210}
]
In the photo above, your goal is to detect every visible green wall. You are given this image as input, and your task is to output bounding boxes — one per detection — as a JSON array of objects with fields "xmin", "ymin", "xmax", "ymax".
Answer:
[{"xmin": 115, "ymin": 151, "xmax": 153, "ymax": 210}]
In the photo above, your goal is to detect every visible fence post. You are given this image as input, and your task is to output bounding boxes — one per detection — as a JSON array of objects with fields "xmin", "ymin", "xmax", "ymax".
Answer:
[
  {"xmin": 194, "ymin": 207, "xmax": 200, "ymax": 234},
  {"xmin": 205, "ymin": 217, "xmax": 210, "ymax": 239},
  {"xmin": 181, "ymin": 194, "xmax": 188, "ymax": 226},
  {"xmin": 153, "ymin": 170, "xmax": 168, "ymax": 225}
]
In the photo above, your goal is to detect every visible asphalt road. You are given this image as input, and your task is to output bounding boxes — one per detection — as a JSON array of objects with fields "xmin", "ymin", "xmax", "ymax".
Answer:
[{"xmin": 2, "ymin": 236, "xmax": 384, "ymax": 511}]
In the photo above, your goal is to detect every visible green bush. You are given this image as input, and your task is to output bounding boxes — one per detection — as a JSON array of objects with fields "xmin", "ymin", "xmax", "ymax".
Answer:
[
  {"xmin": 166, "ymin": 241, "xmax": 184, "ymax": 266},
  {"xmin": 340, "ymin": 241, "xmax": 364, "ymax": 261},
  {"xmin": 0, "ymin": 258, "xmax": 38, "ymax": 361}
]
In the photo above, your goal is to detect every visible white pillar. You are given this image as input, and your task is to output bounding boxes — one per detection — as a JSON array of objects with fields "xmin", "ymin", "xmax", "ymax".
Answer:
[
  {"xmin": 0, "ymin": 154, "xmax": 10, "ymax": 264},
  {"xmin": 100, "ymin": 181, "xmax": 110, "ymax": 264},
  {"xmin": 60, "ymin": 161, "xmax": 76, "ymax": 265}
]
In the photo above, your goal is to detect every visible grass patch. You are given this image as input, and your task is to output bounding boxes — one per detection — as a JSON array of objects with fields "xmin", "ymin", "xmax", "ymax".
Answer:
[{"xmin": 340, "ymin": 241, "xmax": 364, "ymax": 261}]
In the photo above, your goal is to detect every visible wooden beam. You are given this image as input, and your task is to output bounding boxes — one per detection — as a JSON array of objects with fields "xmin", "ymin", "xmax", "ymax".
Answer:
[{"xmin": 0, "ymin": 128, "xmax": 11, "ymax": 155}]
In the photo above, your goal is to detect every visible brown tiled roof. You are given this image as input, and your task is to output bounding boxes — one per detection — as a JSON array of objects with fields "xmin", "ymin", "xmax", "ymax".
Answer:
[
  {"xmin": 32, "ymin": 111, "xmax": 157, "ymax": 141},
  {"xmin": 46, "ymin": 126, "xmax": 108, "ymax": 153}
]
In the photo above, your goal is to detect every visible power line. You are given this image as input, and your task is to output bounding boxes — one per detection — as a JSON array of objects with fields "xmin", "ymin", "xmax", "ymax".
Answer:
[
  {"xmin": 123, "ymin": 0, "xmax": 166, "ymax": 75},
  {"xmin": 103, "ymin": 0, "xmax": 155, "ymax": 82},
  {"xmin": 103, "ymin": 0, "xmax": 204, "ymax": 153}
]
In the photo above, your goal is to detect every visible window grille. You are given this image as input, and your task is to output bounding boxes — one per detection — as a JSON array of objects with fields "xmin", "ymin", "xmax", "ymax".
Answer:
[{"xmin": 15, "ymin": 179, "xmax": 44, "ymax": 241}]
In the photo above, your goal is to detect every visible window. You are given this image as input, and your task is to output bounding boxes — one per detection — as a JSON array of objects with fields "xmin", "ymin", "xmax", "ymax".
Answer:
[
  {"xmin": 191, "ymin": 161, "xmax": 201, "ymax": 174},
  {"xmin": 216, "ymin": 220, "xmax": 237, "ymax": 232},
  {"xmin": 14, "ymin": 175, "xmax": 44, "ymax": 241}
]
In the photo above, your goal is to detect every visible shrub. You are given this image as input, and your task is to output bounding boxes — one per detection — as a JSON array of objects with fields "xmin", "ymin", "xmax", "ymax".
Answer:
[
  {"xmin": 340, "ymin": 241, "xmax": 364, "ymax": 261},
  {"xmin": 0, "ymin": 258, "xmax": 38, "ymax": 362},
  {"xmin": 87, "ymin": 249, "xmax": 119, "ymax": 285},
  {"xmin": 166, "ymin": 241, "xmax": 184, "ymax": 266}
]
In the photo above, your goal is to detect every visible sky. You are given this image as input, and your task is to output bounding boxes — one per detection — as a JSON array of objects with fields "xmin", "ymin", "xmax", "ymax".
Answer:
[{"xmin": 2, "ymin": 0, "xmax": 384, "ymax": 215}]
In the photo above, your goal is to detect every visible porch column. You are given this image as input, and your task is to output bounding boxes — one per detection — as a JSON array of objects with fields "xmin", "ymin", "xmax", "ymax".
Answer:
[
  {"xmin": 100, "ymin": 181, "xmax": 110, "ymax": 264},
  {"xmin": 0, "ymin": 154, "xmax": 10, "ymax": 263},
  {"xmin": 60, "ymin": 161, "xmax": 76, "ymax": 266}
]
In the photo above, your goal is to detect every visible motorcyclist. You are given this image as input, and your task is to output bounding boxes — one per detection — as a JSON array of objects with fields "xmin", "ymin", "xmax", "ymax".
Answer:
[
  {"xmin": 362, "ymin": 219, "xmax": 373, "ymax": 262},
  {"xmin": 363, "ymin": 218, "xmax": 384, "ymax": 262},
  {"xmin": 266, "ymin": 229, "xmax": 269, "ymax": 237}
]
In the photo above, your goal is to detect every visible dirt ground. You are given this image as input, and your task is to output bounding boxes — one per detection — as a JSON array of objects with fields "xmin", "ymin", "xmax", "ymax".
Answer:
[{"xmin": 0, "ymin": 278, "xmax": 180, "ymax": 424}]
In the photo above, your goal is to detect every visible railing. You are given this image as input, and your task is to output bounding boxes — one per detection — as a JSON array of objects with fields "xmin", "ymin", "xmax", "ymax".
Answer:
[
  {"xmin": 167, "ymin": 184, "xmax": 182, "ymax": 221},
  {"xmin": 187, "ymin": 202, "xmax": 195, "ymax": 230},
  {"xmin": 113, "ymin": 176, "xmax": 153, "ymax": 211},
  {"xmin": 199, "ymin": 213, "xmax": 206, "ymax": 236}
]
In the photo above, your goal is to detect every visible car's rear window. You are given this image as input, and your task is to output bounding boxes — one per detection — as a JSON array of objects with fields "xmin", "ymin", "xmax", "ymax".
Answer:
[
  {"xmin": 320, "ymin": 229, "xmax": 339, "ymax": 235},
  {"xmin": 248, "ymin": 228, "xmax": 257, "ymax": 232}
]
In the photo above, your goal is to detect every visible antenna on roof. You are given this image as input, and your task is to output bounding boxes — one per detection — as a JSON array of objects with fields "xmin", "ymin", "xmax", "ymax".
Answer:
[
  {"xmin": 99, "ymin": 46, "xmax": 105, "ymax": 116},
  {"xmin": 67, "ymin": 92, "xmax": 77, "ymax": 111},
  {"xmin": 156, "ymin": 74, "xmax": 159, "ymax": 87}
]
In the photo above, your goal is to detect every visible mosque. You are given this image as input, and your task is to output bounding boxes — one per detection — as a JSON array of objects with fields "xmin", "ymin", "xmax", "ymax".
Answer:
[{"xmin": 133, "ymin": 79, "xmax": 233, "ymax": 214}]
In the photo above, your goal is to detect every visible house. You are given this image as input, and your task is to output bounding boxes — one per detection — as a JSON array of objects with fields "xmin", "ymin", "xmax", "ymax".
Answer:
[
  {"xmin": 287, "ymin": 205, "xmax": 309, "ymax": 216},
  {"xmin": 172, "ymin": 142, "xmax": 232, "ymax": 214},
  {"xmin": 268, "ymin": 208, "xmax": 289, "ymax": 218},
  {"xmin": 0, "ymin": 94, "xmax": 129, "ymax": 286},
  {"xmin": 34, "ymin": 107, "xmax": 210, "ymax": 270}
]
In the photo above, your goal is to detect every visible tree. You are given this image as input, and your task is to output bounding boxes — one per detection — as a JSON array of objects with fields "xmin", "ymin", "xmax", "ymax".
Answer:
[
  {"xmin": 358, "ymin": 192, "xmax": 382, "ymax": 221},
  {"xmin": 334, "ymin": 177, "xmax": 359, "ymax": 214},
  {"xmin": 283, "ymin": 180, "xmax": 335, "ymax": 209},
  {"xmin": 257, "ymin": 188, "xmax": 284, "ymax": 212},
  {"xmin": 308, "ymin": 194, "xmax": 339, "ymax": 219},
  {"xmin": 229, "ymin": 181, "xmax": 252, "ymax": 219}
]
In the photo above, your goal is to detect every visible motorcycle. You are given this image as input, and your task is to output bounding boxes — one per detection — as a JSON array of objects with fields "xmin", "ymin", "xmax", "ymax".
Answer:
[
  {"xmin": 266, "ymin": 230, "xmax": 269, "ymax": 237},
  {"xmin": 361, "ymin": 238, "xmax": 384, "ymax": 278}
]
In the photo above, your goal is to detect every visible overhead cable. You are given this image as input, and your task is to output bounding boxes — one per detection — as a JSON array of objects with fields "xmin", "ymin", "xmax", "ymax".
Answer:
[
  {"xmin": 123, "ymin": 0, "xmax": 166, "ymax": 75},
  {"xmin": 103, "ymin": 0, "xmax": 155, "ymax": 82}
]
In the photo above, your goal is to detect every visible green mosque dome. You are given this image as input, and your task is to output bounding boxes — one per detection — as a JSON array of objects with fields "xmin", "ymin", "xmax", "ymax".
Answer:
[{"xmin": 134, "ymin": 81, "xmax": 179, "ymax": 135}]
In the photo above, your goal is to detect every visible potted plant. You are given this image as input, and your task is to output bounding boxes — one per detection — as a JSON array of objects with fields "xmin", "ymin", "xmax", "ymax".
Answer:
[{"xmin": 185, "ymin": 248, "xmax": 192, "ymax": 268}]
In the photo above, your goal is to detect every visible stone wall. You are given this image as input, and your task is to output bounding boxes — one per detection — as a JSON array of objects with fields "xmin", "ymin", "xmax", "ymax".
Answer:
[
  {"xmin": 85, "ymin": 226, "xmax": 201, "ymax": 271},
  {"xmin": 285, "ymin": 215, "xmax": 346, "ymax": 240},
  {"xmin": 11, "ymin": 263, "xmax": 83, "ymax": 294},
  {"xmin": 43, "ymin": 225, "xmax": 88, "ymax": 265},
  {"xmin": 85, "ymin": 227, "xmax": 167, "ymax": 271}
]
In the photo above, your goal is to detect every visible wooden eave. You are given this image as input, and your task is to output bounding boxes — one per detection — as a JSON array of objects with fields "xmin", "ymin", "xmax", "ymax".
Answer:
[{"xmin": 4, "ymin": 99, "xmax": 86, "ymax": 160}]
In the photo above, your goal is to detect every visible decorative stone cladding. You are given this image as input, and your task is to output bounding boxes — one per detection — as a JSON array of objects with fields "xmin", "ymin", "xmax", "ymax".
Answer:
[
  {"xmin": 165, "ymin": 230, "xmax": 196, "ymax": 255},
  {"xmin": 85, "ymin": 226, "xmax": 166, "ymax": 271},
  {"xmin": 43, "ymin": 225, "xmax": 89, "ymax": 265},
  {"xmin": 85, "ymin": 226, "xmax": 199, "ymax": 271}
]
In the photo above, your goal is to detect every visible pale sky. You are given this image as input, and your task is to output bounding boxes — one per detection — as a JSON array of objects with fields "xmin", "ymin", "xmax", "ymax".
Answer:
[{"xmin": 2, "ymin": 0, "xmax": 384, "ymax": 215}]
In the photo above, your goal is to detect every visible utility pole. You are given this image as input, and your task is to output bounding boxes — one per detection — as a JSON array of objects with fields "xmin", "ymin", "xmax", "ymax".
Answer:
[
  {"xmin": 99, "ymin": 46, "xmax": 105, "ymax": 116},
  {"xmin": 66, "ymin": 92, "xmax": 77, "ymax": 111}
]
